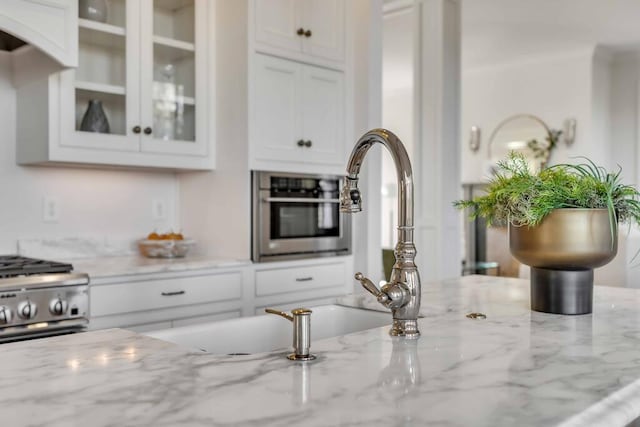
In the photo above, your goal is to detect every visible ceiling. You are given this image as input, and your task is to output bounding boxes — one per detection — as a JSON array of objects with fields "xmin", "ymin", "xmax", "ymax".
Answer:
[{"xmin": 463, "ymin": 0, "xmax": 640, "ymax": 68}]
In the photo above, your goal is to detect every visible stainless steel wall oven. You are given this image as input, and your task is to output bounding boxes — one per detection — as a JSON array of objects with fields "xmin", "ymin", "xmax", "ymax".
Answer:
[{"xmin": 252, "ymin": 171, "xmax": 351, "ymax": 262}]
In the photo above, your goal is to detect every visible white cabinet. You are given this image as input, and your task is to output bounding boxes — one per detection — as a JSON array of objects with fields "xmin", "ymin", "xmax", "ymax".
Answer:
[
  {"xmin": 88, "ymin": 257, "xmax": 353, "ymax": 332},
  {"xmin": 253, "ymin": 0, "xmax": 345, "ymax": 66},
  {"xmin": 252, "ymin": 257, "xmax": 352, "ymax": 310},
  {"xmin": 0, "ymin": 0, "xmax": 77, "ymax": 67},
  {"xmin": 16, "ymin": 0, "xmax": 215, "ymax": 171},
  {"xmin": 250, "ymin": 53, "xmax": 345, "ymax": 173},
  {"xmin": 89, "ymin": 269, "xmax": 244, "ymax": 331}
]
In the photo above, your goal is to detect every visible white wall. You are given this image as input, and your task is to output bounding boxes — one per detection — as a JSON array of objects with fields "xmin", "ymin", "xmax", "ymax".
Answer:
[
  {"xmin": 461, "ymin": 46, "xmax": 640, "ymax": 287},
  {"xmin": 590, "ymin": 47, "xmax": 612, "ymax": 168},
  {"xmin": 382, "ymin": 6, "xmax": 414, "ymax": 249},
  {"xmin": 345, "ymin": 0, "xmax": 384, "ymax": 283},
  {"xmin": 603, "ymin": 51, "xmax": 640, "ymax": 287},
  {"xmin": 461, "ymin": 48, "xmax": 595, "ymax": 183},
  {"xmin": 611, "ymin": 52, "xmax": 639, "ymax": 185},
  {"xmin": 0, "ymin": 53, "xmax": 178, "ymax": 255},
  {"xmin": 179, "ymin": 0, "xmax": 250, "ymax": 260}
]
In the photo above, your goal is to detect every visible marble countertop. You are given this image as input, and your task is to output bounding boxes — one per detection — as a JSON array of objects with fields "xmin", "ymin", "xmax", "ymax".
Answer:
[
  {"xmin": 72, "ymin": 255, "xmax": 251, "ymax": 280},
  {"xmin": 3, "ymin": 275, "xmax": 640, "ymax": 426},
  {"xmin": 16, "ymin": 237, "xmax": 251, "ymax": 280}
]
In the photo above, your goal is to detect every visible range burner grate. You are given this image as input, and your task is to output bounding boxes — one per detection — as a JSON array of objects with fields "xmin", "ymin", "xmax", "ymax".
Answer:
[{"xmin": 0, "ymin": 255, "xmax": 73, "ymax": 278}]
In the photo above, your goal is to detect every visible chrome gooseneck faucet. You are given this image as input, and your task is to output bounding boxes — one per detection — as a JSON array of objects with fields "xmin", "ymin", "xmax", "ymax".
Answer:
[{"xmin": 340, "ymin": 128, "xmax": 420, "ymax": 338}]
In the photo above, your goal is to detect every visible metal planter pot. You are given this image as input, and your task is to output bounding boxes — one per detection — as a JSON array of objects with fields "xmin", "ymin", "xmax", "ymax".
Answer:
[{"xmin": 509, "ymin": 209, "xmax": 617, "ymax": 314}]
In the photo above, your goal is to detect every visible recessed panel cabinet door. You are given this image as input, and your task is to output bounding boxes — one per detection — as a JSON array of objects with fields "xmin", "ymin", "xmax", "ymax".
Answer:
[
  {"xmin": 254, "ymin": 0, "xmax": 302, "ymax": 53},
  {"xmin": 300, "ymin": 65, "xmax": 345, "ymax": 165},
  {"xmin": 302, "ymin": 0, "xmax": 345, "ymax": 62},
  {"xmin": 252, "ymin": 54, "xmax": 302, "ymax": 163}
]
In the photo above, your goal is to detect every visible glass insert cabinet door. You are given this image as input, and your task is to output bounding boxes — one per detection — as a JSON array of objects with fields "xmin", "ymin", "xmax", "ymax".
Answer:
[
  {"xmin": 62, "ymin": 0, "xmax": 208, "ymax": 157},
  {"xmin": 140, "ymin": 0, "xmax": 207, "ymax": 156},
  {"xmin": 61, "ymin": 0, "xmax": 136, "ymax": 151}
]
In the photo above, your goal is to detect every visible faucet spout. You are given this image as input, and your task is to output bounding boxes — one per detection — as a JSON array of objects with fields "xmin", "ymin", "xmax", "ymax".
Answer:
[{"xmin": 341, "ymin": 128, "xmax": 420, "ymax": 338}]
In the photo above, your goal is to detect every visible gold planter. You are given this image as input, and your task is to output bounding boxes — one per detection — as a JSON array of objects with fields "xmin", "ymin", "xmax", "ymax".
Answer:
[{"xmin": 509, "ymin": 209, "xmax": 617, "ymax": 314}]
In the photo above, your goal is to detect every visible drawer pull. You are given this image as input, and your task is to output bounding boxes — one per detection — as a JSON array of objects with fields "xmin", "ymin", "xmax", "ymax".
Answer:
[
  {"xmin": 295, "ymin": 277, "xmax": 313, "ymax": 282},
  {"xmin": 161, "ymin": 290, "xmax": 185, "ymax": 296}
]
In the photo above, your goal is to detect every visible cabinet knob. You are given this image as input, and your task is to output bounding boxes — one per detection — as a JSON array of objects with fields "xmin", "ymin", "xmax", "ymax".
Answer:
[
  {"xmin": 132, "ymin": 126, "xmax": 141, "ymax": 134},
  {"xmin": 296, "ymin": 28, "xmax": 305, "ymax": 36},
  {"xmin": 304, "ymin": 29, "xmax": 312, "ymax": 38},
  {"xmin": 143, "ymin": 127, "xmax": 153, "ymax": 135},
  {"xmin": 304, "ymin": 140, "xmax": 312, "ymax": 148},
  {"xmin": 297, "ymin": 139, "xmax": 305, "ymax": 147}
]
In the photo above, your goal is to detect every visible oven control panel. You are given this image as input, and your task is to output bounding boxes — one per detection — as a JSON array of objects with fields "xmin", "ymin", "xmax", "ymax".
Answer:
[{"xmin": 0, "ymin": 285, "xmax": 89, "ymax": 329}]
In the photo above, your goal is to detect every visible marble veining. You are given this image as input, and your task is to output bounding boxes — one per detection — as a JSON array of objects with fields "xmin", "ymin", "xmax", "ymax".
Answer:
[
  {"xmin": 72, "ymin": 255, "xmax": 251, "ymax": 279},
  {"xmin": 18, "ymin": 237, "xmax": 138, "ymax": 259},
  {"xmin": 17, "ymin": 237, "xmax": 251, "ymax": 279},
  {"xmin": 2, "ymin": 276, "xmax": 640, "ymax": 426}
]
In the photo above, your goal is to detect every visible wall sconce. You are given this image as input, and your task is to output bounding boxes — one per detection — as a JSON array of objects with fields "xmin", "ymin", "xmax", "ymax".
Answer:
[
  {"xmin": 469, "ymin": 125, "xmax": 481, "ymax": 152},
  {"xmin": 563, "ymin": 118, "xmax": 576, "ymax": 146}
]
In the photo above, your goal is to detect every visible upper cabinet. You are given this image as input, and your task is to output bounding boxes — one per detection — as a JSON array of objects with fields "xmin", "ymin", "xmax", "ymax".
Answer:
[
  {"xmin": 0, "ymin": 0, "xmax": 77, "ymax": 67},
  {"xmin": 250, "ymin": 54, "xmax": 345, "ymax": 170},
  {"xmin": 253, "ymin": 0, "xmax": 345, "ymax": 68},
  {"xmin": 16, "ymin": 0, "xmax": 215, "ymax": 171},
  {"xmin": 248, "ymin": 0, "xmax": 349, "ymax": 175}
]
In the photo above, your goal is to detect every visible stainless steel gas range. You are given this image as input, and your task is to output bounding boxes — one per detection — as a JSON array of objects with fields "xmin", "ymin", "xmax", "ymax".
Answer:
[{"xmin": 0, "ymin": 255, "xmax": 89, "ymax": 343}]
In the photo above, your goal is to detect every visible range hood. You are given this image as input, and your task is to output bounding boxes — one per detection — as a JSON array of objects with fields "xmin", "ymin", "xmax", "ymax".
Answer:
[{"xmin": 0, "ymin": 1, "xmax": 77, "ymax": 69}]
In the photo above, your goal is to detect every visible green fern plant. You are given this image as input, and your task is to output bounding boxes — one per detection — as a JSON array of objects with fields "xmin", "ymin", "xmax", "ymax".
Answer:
[{"xmin": 454, "ymin": 154, "xmax": 640, "ymax": 240}]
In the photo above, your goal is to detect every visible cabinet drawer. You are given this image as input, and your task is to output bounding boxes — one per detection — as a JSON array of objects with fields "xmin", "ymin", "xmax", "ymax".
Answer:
[
  {"xmin": 255, "ymin": 262, "xmax": 345, "ymax": 296},
  {"xmin": 91, "ymin": 272, "xmax": 242, "ymax": 316}
]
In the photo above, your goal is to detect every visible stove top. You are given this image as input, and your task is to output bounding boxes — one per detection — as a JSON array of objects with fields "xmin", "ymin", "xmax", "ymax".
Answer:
[{"xmin": 0, "ymin": 255, "xmax": 73, "ymax": 278}]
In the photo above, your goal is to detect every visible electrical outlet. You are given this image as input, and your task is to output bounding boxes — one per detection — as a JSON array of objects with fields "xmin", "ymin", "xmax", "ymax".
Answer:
[
  {"xmin": 152, "ymin": 199, "xmax": 167, "ymax": 221},
  {"xmin": 43, "ymin": 197, "xmax": 60, "ymax": 223}
]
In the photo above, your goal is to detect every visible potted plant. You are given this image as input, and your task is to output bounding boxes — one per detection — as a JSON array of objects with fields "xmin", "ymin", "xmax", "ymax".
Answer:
[{"xmin": 455, "ymin": 153, "xmax": 640, "ymax": 315}]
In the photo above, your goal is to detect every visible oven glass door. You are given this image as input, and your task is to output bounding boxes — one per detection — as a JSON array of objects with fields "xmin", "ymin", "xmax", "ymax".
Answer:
[{"xmin": 270, "ymin": 199, "xmax": 340, "ymax": 239}]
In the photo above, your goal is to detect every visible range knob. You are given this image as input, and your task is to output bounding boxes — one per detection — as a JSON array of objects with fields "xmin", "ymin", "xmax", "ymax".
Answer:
[
  {"xmin": 49, "ymin": 298, "xmax": 68, "ymax": 316},
  {"xmin": 0, "ymin": 306, "xmax": 12, "ymax": 324},
  {"xmin": 17, "ymin": 301, "xmax": 37, "ymax": 320}
]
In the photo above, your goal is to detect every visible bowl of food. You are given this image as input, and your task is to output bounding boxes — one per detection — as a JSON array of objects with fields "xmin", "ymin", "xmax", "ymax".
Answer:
[{"xmin": 138, "ymin": 232, "xmax": 195, "ymax": 258}]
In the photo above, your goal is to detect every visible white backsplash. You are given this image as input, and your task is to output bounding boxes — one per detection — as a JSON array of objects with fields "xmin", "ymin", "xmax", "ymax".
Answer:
[
  {"xmin": 18, "ymin": 237, "xmax": 136, "ymax": 260},
  {"xmin": 0, "ymin": 53, "xmax": 179, "ymax": 255}
]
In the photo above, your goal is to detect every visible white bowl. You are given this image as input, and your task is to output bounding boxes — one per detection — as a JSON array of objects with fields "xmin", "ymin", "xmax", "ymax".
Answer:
[{"xmin": 138, "ymin": 239, "xmax": 195, "ymax": 258}]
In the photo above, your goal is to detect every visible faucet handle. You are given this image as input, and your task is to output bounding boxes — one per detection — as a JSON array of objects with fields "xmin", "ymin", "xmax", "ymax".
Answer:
[{"xmin": 355, "ymin": 272, "xmax": 389, "ymax": 304}]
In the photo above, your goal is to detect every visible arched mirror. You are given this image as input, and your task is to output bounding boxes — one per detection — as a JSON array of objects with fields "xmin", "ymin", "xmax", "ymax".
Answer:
[{"xmin": 487, "ymin": 114, "xmax": 558, "ymax": 172}]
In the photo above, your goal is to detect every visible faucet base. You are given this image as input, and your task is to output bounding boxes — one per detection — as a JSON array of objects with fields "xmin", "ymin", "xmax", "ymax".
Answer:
[
  {"xmin": 390, "ymin": 319, "xmax": 420, "ymax": 339},
  {"xmin": 288, "ymin": 353, "xmax": 316, "ymax": 361}
]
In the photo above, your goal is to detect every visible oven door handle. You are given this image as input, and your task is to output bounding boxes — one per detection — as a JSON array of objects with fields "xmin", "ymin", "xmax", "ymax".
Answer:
[{"xmin": 262, "ymin": 197, "xmax": 340, "ymax": 203}]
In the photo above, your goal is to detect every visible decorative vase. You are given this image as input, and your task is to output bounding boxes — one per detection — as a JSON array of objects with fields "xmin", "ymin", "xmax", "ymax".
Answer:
[
  {"xmin": 80, "ymin": 100, "xmax": 110, "ymax": 134},
  {"xmin": 509, "ymin": 208, "xmax": 617, "ymax": 315},
  {"xmin": 79, "ymin": 0, "xmax": 109, "ymax": 23},
  {"xmin": 152, "ymin": 64, "xmax": 177, "ymax": 141}
]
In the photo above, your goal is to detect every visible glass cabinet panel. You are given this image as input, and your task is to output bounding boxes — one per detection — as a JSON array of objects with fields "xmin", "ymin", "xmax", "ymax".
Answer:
[
  {"xmin": 75, "ymin": 0, "xmax": 128, "ymax": 136},
  {"xmin": 151, "ymin": 0, "xmax": 196, "ymax": 143}
]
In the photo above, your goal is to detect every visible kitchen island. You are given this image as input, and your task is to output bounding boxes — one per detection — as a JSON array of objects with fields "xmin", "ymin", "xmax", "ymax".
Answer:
[{"xmin": 3, "ymin": 275, "xmax": 640, "ymax": 426}]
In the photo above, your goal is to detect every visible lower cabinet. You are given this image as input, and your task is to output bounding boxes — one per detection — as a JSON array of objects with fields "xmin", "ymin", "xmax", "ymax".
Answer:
[
  {"xmin": 253, "ymin": 258, "xmax": 351, "ymax": 312},
  {"xmin": 88, "ymin": 256, "xmax": 354, "ymax": 332},
  {"xmin": 89, "ymin": 269, "xmax": 245, "ymax": 331}
]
